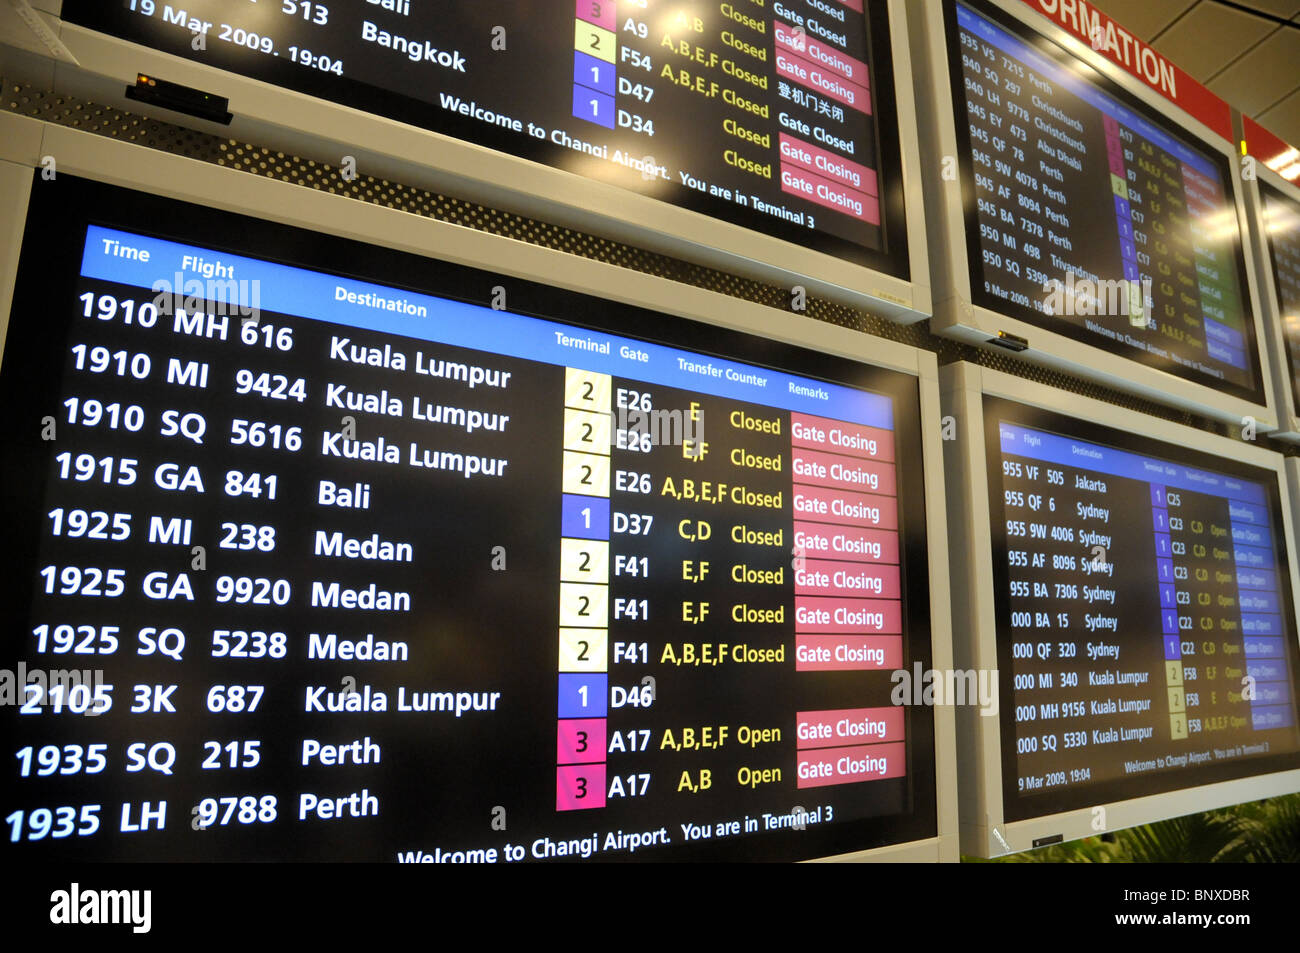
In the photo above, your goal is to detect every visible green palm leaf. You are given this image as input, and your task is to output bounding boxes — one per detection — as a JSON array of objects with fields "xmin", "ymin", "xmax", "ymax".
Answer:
[
  {"xmin": 1116, "ymin": 810, "xmax": 1242, "ymax": 863},
  {"xmin": 1232, "ymin": 796, "xmax": 1300, "ymax": 863},
  {"xmin": 966, "ymin": 794, "xmax": 1300, "ymax": 863}
]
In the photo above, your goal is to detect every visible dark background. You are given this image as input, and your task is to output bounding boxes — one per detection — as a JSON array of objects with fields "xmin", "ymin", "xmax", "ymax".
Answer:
[
  {"xmin": 0, "ymin": 173, "xmax": 937, "ymax": 861},
  {"xmin": 62, "ymin": 0, "xmax": 911, "ymax": 276}
]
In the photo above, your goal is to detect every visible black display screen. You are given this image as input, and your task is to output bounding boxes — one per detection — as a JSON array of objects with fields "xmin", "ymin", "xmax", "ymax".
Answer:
[
  {"xmin": 947, "ymin": 2, "xmax": 1263, "ymax": 405},
  {"xmin": 985, "ymin": 396, "xmax": 1300, "ymax": 822},
  {"xmin": 62, "ymin": 0, "xmax": 910, "ymax": 276},
  {"xmin": 1260, "ymin": 184, "xmax": 1300, "ymax": 415},
  {"xmin": 0, "ymin": 174, "xmax": 937, "ymax": 861}
]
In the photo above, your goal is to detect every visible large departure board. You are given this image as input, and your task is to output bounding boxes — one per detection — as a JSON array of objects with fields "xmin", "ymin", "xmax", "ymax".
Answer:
[
  {"xmin": 946, "ymin": 2, "xmax": 1262, "ymax": 404},
  {"xmin": 1260, "ymin": 184, "xmax": 1300, "ymax": 416},
  {"xmin": 0, "ymin": 174, "xmax": 937, "ymax": 862},
  {"xmin": 61, "ymin": 0, "xmax": 909, "ymax": 274},
  {"xmin": 985, "ymin": 397, "xmax": 1300, "ymax": 821}
]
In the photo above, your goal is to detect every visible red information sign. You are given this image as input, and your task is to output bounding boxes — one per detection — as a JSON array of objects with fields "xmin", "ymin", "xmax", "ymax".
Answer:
[{"xmin": 1015, "ymin": 0, "xmax": 1233, "ymax": 142}]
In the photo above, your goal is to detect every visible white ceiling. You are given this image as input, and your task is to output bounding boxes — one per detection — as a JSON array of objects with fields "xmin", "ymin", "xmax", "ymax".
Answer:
[{"xmin": 1088, "ymin": 0, "xmax": 1300, "ymax": 144}]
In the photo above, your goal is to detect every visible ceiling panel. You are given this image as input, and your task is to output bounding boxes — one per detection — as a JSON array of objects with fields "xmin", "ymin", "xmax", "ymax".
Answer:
[
  {"xmin": 1206, "ymin": 26, "xmax": 1300, "ymax": 113},
  {"xmin": 1088, "ymin": 0, "xmax": 1300, "ymax": 148},
  {"xmin": 1152, "ymin": 3, "xmax": 1277, "ymax": 81},
  {"xmin": 1229, "ymin": 0, "xmax": 1300, "ymax": 18},
  {"xmin": 1085, "ymin": 0, "xmax": 1197, "ymax": 37},
  {"xmin": 1258, "ymin": 85, "xmax": 1300, "ymax": 145}
]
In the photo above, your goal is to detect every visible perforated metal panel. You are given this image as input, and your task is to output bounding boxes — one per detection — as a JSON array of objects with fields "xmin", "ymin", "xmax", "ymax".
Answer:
[{"xmin": 2, "ymin": 78, "xmax": 1291, "ymax": 453}]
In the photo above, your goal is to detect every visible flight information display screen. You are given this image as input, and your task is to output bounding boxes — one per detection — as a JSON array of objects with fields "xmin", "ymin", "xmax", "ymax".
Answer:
[
  {"xmin": 0, "ymin": 174, "xmax": 936, "ymax": 862},
  {"xmin": 63, "ymin": 0, "xmax": 909, "ymax": 274},
  {"xmin": 947, "ymin": 2, "xmax": 1262, "ymax": 404},
  {"xmin": 1260, "ymin": 184, "xmax": 1300, "ymax": 414},
  {"xmin": 985, "ymin": 397, "xmax": 1300, "ymax": 821}
]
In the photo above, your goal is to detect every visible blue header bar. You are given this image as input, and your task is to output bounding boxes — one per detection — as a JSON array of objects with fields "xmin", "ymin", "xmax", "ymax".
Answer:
[
  {"xmin": 998, "ymin": 423, "xmax": 1268, "ymax": 505},
  {"xmin": 957, "ymin": 4, "xmax": 1220, "ymax": 180},
  {"xmin": 79, "ymin": 227, "xmax": 896, "ymax": 430}
]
